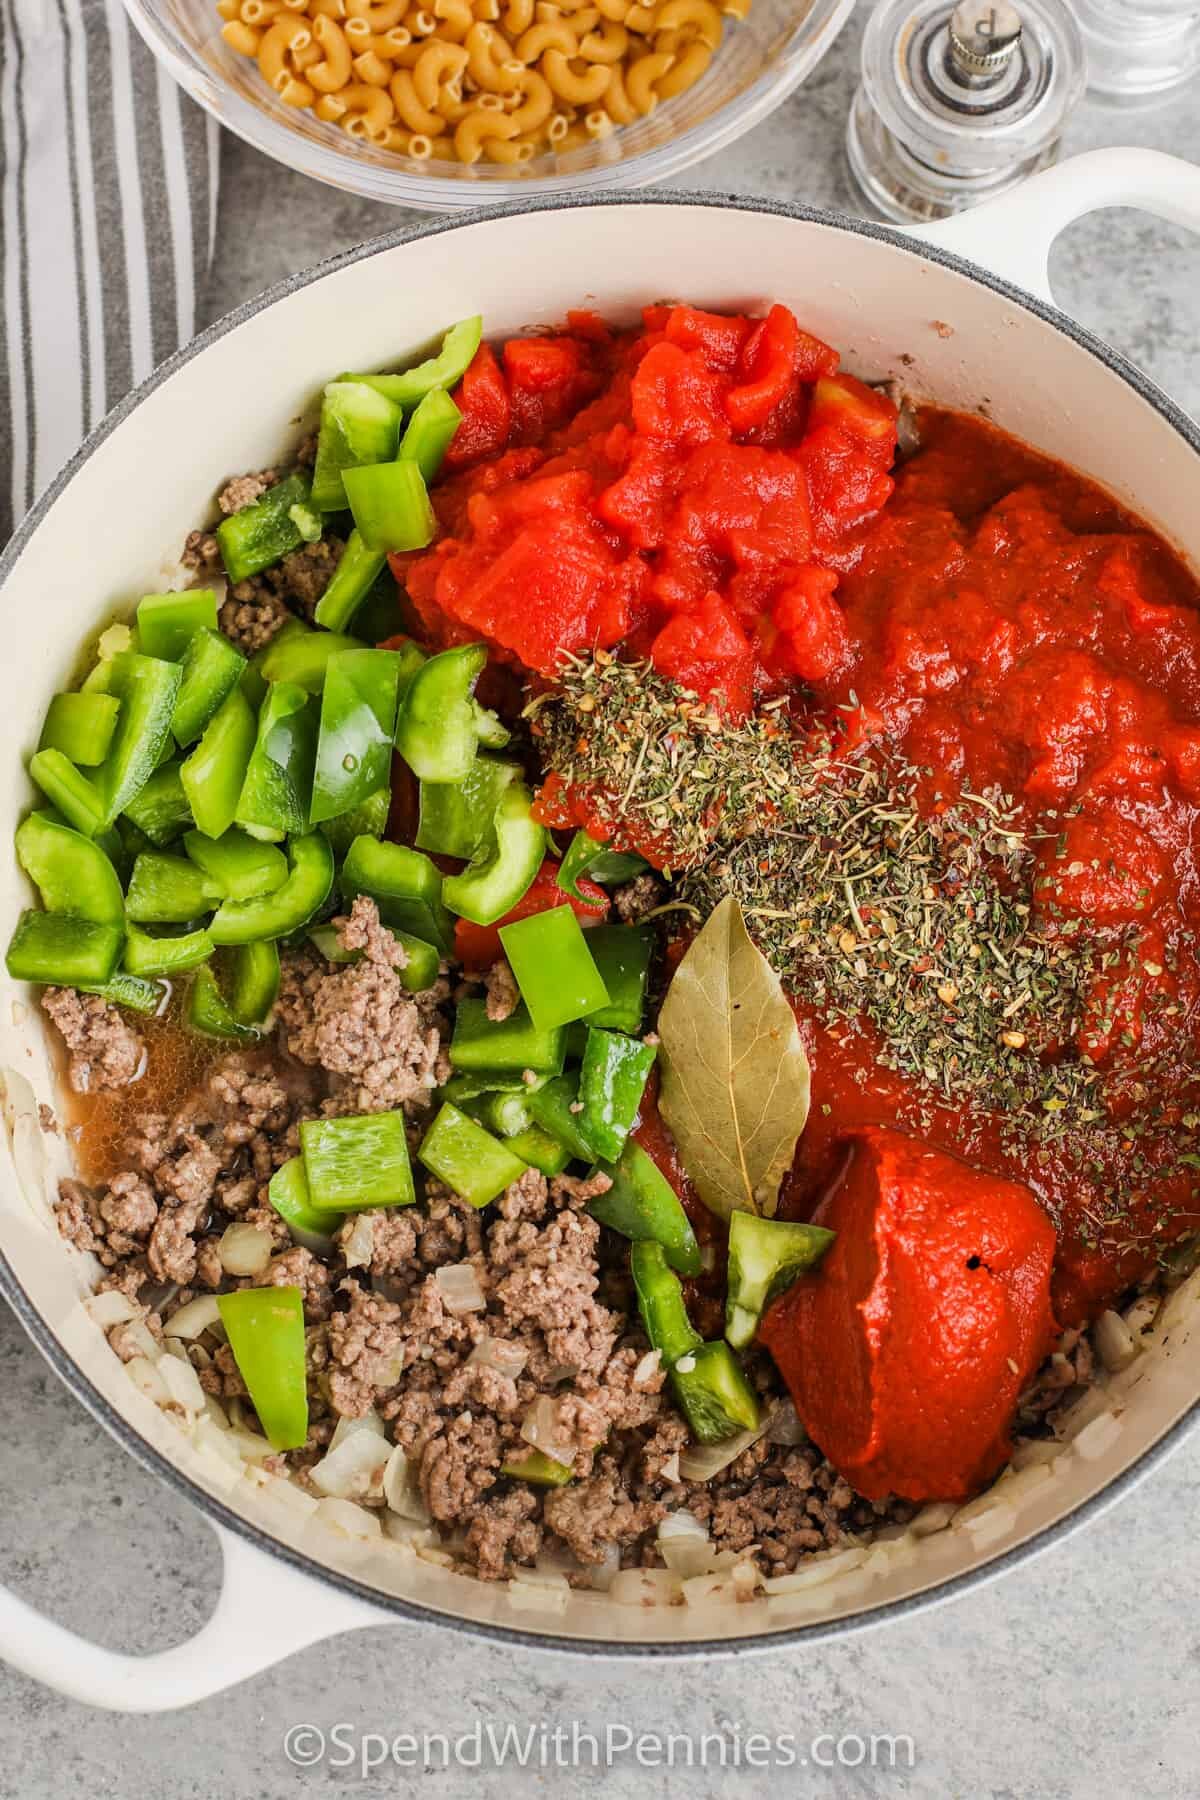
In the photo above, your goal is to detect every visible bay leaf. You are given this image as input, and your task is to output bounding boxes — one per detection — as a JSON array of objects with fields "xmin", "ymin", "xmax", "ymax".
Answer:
[{"xmin": 657, "ymin": 894, "xmax": 811, "ymax": 1221}]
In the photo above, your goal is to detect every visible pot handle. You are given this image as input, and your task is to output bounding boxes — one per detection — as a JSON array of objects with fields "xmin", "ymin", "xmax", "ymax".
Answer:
[
  {"xmin": 904, "ymin": 146, "xmax": 1200, "ymax": 306},
  {"xmin": 0, "ymin": 1521, "xmax": 388, "ymax": 1711}
]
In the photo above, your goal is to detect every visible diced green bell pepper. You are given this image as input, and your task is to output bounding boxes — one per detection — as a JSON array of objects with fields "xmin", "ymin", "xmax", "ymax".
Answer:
[
  {"xmin": 172, "ymin": 627, "xmax": 247, "ymax": 747},
  {"xmin": 443, "ymin": 783, "xmax": 545, "ymax": 927},
  {"xmin": 183, "ymin": 827, "xmax": 287, "ymax": 902},
  {"xmin": 463, "ymin": 1089, "xmax": 532, "ymax": 1138},
  {"xmin": 348, "ymin": 317, "xmax": 483, "ymax": 411},
  {"xmin": 39, "ymin": 692, "xmax": 120, "ymax": 767},
  {"xmin": 394, "ymin": 644, "xmax": 487, "ymax": 785},
  {"xmin": 225, "ymin": 938, "xmax": 281, "ymax": 1024},
  {"xmin": 449, "ymin": 998, "xmax": 565, "ymax": 1078},
  {"xmin": 80, "ymin": 624, "xmax": 134, "ymax": 695},
  {"xmin": 415, "ymin": 756, "xmax": 519, "ymax": 860},
  {"xmin": 136, "ymin": 590, "xmax": 217, "ymax": 661},
  {"xmin": 500, "ymin": 1449, "xmax": 573, "ymax": 1487},
  {"xmin": 571, "ymin": 924, "xmax": 654, "ymax": 1042},
  {"xmin": 209, "ymin": 831, "xmax": 334, "ymax": 945},
  {"xmin": 312, "ymin": 529, "xmax": 386, "ymax": 634},
  {"xmin": 525, "ymin": 1073, "xmax": 603, "ymax": 1163},
  {"xmin": 500, "ymin": 905, "xmax": 609, "ymax": 1033},
  {"xmin": 257, "ymin": 624, "xmax": 365, "ymax": 694},
  {"xmin": 78, "ymin": 970, "xmax": 168, "ymax": 1015},
  {"xmin": 398, "ymin": 387, "xmax": 462, "ymax": 484},
  {"xmin": 126, "ymin": 851, "xmax": 222, "ymax": 924},
  {"xmin": 235, "ymin": 680, "xmax": 318, "ymax": 842},
  {"xmin": 577, "ymin": 1027, "xmax": 656, "ymax": 1164},
  {"xmin": 631, "ymin": 1239, "xmax": 702, "ymax": 1368},
  {"xmin": 123, "ymin": 923, "xmax": 214, "ymax": 978},
  {"xmin": 556, "ymin": 829, "xmax": 649, "ymax": 902},
  {"xmin": 504, "ymin": 1124, "xmax": 571, "ymax": 1178},
  {"xmin": 98, "ymin": 652, "xmax": 183, "ymax": 827},
  {"xmin": 341, "ymin": 834, "xmax": 451, "ymax": 952},
  {"xmin": 590, "ymin": 1141, "xmax": 700, "ymax": 1277},
  {"xmin": 725, "ymin": 1212, "xmax": 835, "ymax": 1351},
  {"xmin": 418, "ymin": 1103, "xmax": 527, "ymax": 1209},
  {"xmin": 123, "ymin": 760, "xmax": 194, "ymax": 847},
  {"xmin": 268, "ymin": 1155, "xmax": 340, "ymax": 1248},
  {"xmin": 6, "ymin": 910, "xmax": 123, "ymax": 986},
  {"xmin": 343, "ymin": 459, "xmax": 435, "ymax": 555},
  {"xmin": 306, "ymin": 919, "xmax": 439, "ymax": 994},
  {"xmin": 217, "ymin": 1286, "xmax": 308, "ymax": 1451},
  {"xmin": 310, "ymin": 648, "xmax": 404, "ymax": 826},
  {"xmin": 16, "ymin": 811, "xmax": 125, "ymax": 927},
  {"xmin": 185, "ymin": 963, "xmax": 259, "ymax": 1040},
  {"xmin": 316, "ymin": 785, "xmax": 391, "ymax": 860},
  {"xmin": 181, "ymin": 688, "xmax": 258, "ymax": 840},
  {"xmin": 310, "ymin": 380, "xmax": 403, "ymax": 513},
  {"xmin": 670, "ymin": 1340, "xmax": 761, "ymax": 1443},
  {"xmin": 28, "ymin": 750, "xmax": 106, "ymax": 838},
  {"xmin": 300, "ymin": 1111, "xmax": 415, "ymax": 1211},
  {"xmin": 441, "ymin": 1070, "xmax": 548, "ymax": 1103},
  {"xmin": 216, "ymin": 472, "xmax": 312, "ymax": 584}
]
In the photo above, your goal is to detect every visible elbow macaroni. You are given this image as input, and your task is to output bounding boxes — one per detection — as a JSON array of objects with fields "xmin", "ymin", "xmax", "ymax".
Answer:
[{"xmin": 218, "ymin": 0, "xmax": 748, "ymax": 162}]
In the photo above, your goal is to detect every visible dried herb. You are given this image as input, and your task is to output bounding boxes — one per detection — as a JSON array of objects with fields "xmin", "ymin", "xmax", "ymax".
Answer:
[{"xmin": 657, "ymin": 895, "xmax": 811, "ymax": 1220}]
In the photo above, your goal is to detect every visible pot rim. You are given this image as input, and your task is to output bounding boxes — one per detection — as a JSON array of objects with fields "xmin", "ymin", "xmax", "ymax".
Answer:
[{"xmin": 3, "ymin": 188, "xmax": 1199, "ymax": 1657}]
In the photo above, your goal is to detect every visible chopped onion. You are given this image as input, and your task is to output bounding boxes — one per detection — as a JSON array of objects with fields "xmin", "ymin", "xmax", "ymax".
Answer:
[
  {"xmin": 508, "ymin": 1578, "xmax": 569, "ymax": 1614},
  {"xmin": 330, "ymin": 1409, "xmax": 385, "ymax": 1451},
  {"xmin": 165, "ymin": 1294, "xmax": 223, "ymax": 1340},
  {"xmin": 227, "ymin": 1425, "xmax": 274, "ymax": 1464},
  {"xmin": 678, "ymin": 1417, "xmax": 769, "ymax": 1483},
  {"xmin": 1093, "ymin": 1308, "xmax": 1139, "ymax": 1373},
  {"xmin": 255, "ymin": 1472, "xmax": 319, "ymax": 1520},
  {"xmin": 520, "ymin": 1395, "xmax": 577, "ymax": 1467},
  {"xmin": 657, "ymin": 1511, "xmax": 715, "ymax": 1578},
  {"xmin": 383, "ymin": 1443, "xmax": 431, "ymax": 1522},
  {"xmin": 633, "ymin": 1349, "xmax": 662, "ymax": 1387},
  {"xmin": 113, "ymin": 1319, "xmax": 162, "ymax": 1363},
  {"xmin": 159, "ymin": 1353, "xmax": 206, "ymax": 1415},
  {"xmin": 585, "ymin": 1544, "xmax": 622, "ymax": 1592},
  {"xmin": 310, "ymin": 1429, "xmax": 390, "ymax": 1499},
  {"xmin": 681, "ymin": 1570, "xmax": 739, "ymax": 1608},
  {"xmin": 342, "ymin": 1213, "xmax": 375, "ymax": 1270},
  {"xmin": 1071, "ymin": 1410, "xmax": 1122, "ymax": 1461},
  {"xmin": 762, "ymin": 1546, "xmax": 867, "ymax": 1595},
  {"xmin": 543, "ymin": 1361, "xmax": 578, "ymax": 1386},
  {"xmin": 192, "ymin": 1413, "xmax": 245, "ymax": 1470},
  {"xmin": 1122, "ymin": 1291, "xmax": 1161, "ymax": 1340},
  {"xmin": 609, "ymin": 1567, "xmax": 683, "ymax": 1607},
  {"xmin": 996, "ymin": 1462, "xmax": 1051, "ymax": 1509},
  {"xmin": 961, "ymin": 1504, "xmax": 1015, "ymax": 1548},
  {"xmin": 125, "ymin": 1355, "xmax": 169, "ymax": 1404},
  {"xmin": 659, "ymin": 1451, "xmax": 681, "ymax": 1485},
  {"xmin": 520, "ymin": 1561, "xmax": 574, "ymax": 1590},
  {"xmin": 766, "ymin": 1399, "xmax": 805, "ymax": 1446},
  {"xmin": 1009, "ymin": 1438, "xmax": 1061, "ymax": 1473},
  {"xmin": 313, "ymin": 1497, "xmax": 382, "ymax": 1540},
  {"xmin": 468, "ymin": 1336, "xmax": 528, "ymax": 1379},
  {"xmin": 219, "ymin": 1222, "xmax": 273, "ymax": 1277},
  {"xmin": 383, "ymin": 1514, "xmax": 436, "ymax": 1548},
  {"xmin": 85, "ymin": 1290, "xmax": 139, "ymax": 1328},
  {"xmin": 435, "ymin": 1261, "xmax": 485, "ymax": 1315}
]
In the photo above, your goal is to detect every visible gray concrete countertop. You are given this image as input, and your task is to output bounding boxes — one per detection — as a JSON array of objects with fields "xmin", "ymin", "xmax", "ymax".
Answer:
[{"xmin": 3, "ymin": 8, "xmax": 1200, "ymax": 1793}]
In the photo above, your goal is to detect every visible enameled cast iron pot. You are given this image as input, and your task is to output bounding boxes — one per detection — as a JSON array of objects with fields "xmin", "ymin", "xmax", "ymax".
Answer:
[{"xmin": 2, "ymin": 147, "xmax": 1200, "ymax": 1710}]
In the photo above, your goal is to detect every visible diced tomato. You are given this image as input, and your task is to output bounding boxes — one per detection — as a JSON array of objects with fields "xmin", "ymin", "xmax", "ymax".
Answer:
[
  {"xmin": 444, "ymin": 344, "xmax": 511, "ymax": 470},
  {"xmin": 504, "ymin": 335, "xmax": 599, "ymax": 442},
  {"xmin": 765, "ymin": 565, "xmax": 850, "ymax": 682},
  {"xmin": 651, "ymin": 591, "xmax": 755, "ymax": 718},
  {"xmin": 453, "ymin": 859, "xmax": 609, "ymax": 968},
  {"xmin": 664, "ymin": 305, "xmax": 754, "ymax": 372},
  {"xmin": 725, "ymin": 305, "xmax": 830, "ymax": 433},
  {"xmin": 631, "ymin": 341, "xmax": 731, "ymax": 448}
]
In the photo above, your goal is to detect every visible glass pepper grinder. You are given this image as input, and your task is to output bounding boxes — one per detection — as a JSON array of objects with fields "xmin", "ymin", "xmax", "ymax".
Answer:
[
  {"xmin": 1073, "ymin": 0, "xmax": 1200, "ymax": 105},
  {"xmin": 846, "ymin": 0, "xmax": 1086, "ymax": 224}
]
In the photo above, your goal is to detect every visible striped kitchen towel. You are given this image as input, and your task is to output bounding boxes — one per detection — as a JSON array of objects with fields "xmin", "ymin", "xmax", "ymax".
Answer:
[{"xmin": 0, "ymin": 0, "xmax": 220, "ymax": 543}]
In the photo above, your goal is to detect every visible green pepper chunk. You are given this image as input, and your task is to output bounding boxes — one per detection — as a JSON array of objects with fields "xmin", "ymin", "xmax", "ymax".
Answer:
[
  {"xmin": 172, "ymin": 627, "xmax": 247, "ymax": 747},
  {"xmin": 504, "ymin": 1124, "xmax": 571, "ymax": 1179},
  {"xmin": 185, "ymin": 963, "xmax": 259, "ymax": 1040},
  {"xmin": 209, "ymin": 832, "xmax": 334, "ymax": 945},
  {"xmin": 341, "ymin": 834, "xmax": 452, "ymax": 952},
  {"xmin": 418, "ymin": 1103, "xmax": 528, "ymax": 1209},
  {"xmin": 98, "ymin": 652, "xmax": 183, "ymax": 827},
  {"xmin": 415, "ymin": 756, "xmax": 519, "ymax": 860},
  {"xmin": 268, "ymin": 1155, "xmax": 340, "ymax": 1249},
  {"xmin": 307, "ymin": 919, "xmax": 440, "ymax": 994},
  {"xmin": 443, "ymin": 783, "xmax": 545, "ymax": 926},
  {"xmin": 301, "ymin": 1111, "xmax": 416, "ymax": 1211},
  {"xmin": 136, "ymin": 590, "xmax": 218, "ymax": 661},
  {"xmin": 235, "ymin": 680, "xmax": 318, "ymax": 842},
  {"xmin": 590, "ymin": 1140, "xmax": 701, "ymax": 1276},
  {"xmin": 525, "ymin": 1074, "xmax": 604, "ymax": 1163},
  {"xmin": 310, "ymin": 380, "xmax": 403, "ymax": 513},
  {"xmin": 500, "ymin": 905, "xmax": 609, "ymax": 1032},
  {"xmin": 123, "ymin": 923, "xmax": 214, "ymax": 978},
  {"xmin": 123, "ymin": 760, "xmax": 194, "ymax": 847},
  {"xmin": 257, "ymin": 624, "xmax": 366, "ymax": 693},
  {"xmin": 449, "ymin": 998, "xmax": 565, "ymax": 1077},
  {"xmin": 724, "ymin": 1212, "xmax": 835, "ymax": 1350},
  {"xmin": 556, "ymin": 830, "xmax": 649, "ymax": 902},
  {"xmin": 216, "ymin": 472, "xmax": 313, "ymax": 584},
  {"xmin": 181, "ymin": 688, "xmax": 258, "ymax": 840},
  {"xmin": 670, "ymin": 1341, "xmax": 761, "ymax": 1443},
  {"xmin": 39, "ymin": 692, "xmax": 120, "ymax": 767},
  {"xmin": 343, "ymin": 460, "xmax": 435, "ymax": 554},
  {"xmin": 395, "ymin": 643, "xmax": 487, "ymax": 784},
  {"xmin": 28, "ymin": 749, "xmax": 106, "ymax": 838},
  {"xmin": 577, "ymin": 1027, "xmax": 655, "ymax": 1163},
  {"xmin": 441, "ymin": 1070, "xmax": 548, "ymax": 1102},
  {"xmin": 347, "ymin": 317, "xmax": 483, "ymax": 411},
  {"xmin": 183, "ymin": 827, "xmax": 287, "ymax": 902},
  {"xmin": 225, "ymin": 938, "xmax": 281, "ymax": 1024},
  {"xmin": 78, "ymin": 971, "xmax": 168, "ymax": 1016},
  {"xmin": 312, "ymin": 530, "xmax": 387, "ymax": 634},
  {"xmin": 310, "ymin": 648, "xmax": 404, "ymax": 826},
  {"xmin": 217, "ymin": 1286, "xmax": 308, "ymax": 1451},
  {"xmin": 6, "ymin": 911, "xmax": 123, "ymax": 986},
  {"xmin": 500, "ymin": 1449, "xmax": 573, "ymax": 1487},
  {"xmin": 398, "ymin": 387, "xmax": 462, "ymax": 483},
  {"xmin": 631, "ymin": 1240, "xmax": 703, "ymax": 1368},
  {"xmin": 577, "ymin": 924, "xmax": 654, "ymax": 1037},
  {"xmin": 462, "ymin": 1089, "xmax": 532, "ymax": 1138},
  {"xmin": 125, "ymin": 851, "xmax": 222, "ymax": 923},
  {"xmin": 16, "ymin": 811, "xmax": 125, "ymax": 927},
  {"xmin": 317, "ymin": 786, "xmax": 391, "ymax": 860}
]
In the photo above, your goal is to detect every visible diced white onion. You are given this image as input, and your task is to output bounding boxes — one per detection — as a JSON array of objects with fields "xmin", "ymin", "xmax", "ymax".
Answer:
[
  {"xmin": 165, "ymin": 1294, "xmax": 223, "ymax": 1340},
  {"xmin": 681, "ymin": 1570, "xmax": 740, "ymax": 1608},
  {"xmin": 962, "ymin": 1504, "xmax": 1015, "ymax": 1548},
  {"xmin": 383, "ymin": 1513, "xmax": 436, "ymax": 1548},
  {"xmin": 125, "ymin": 1355, "xmax": 169, "ymax": 1404},
  {"xmin": 342, "ymin": 1213, "xmax": 375, "ymax": 1270},
  {"xmin": 1093, "ymin": 1308, "xmax": 1139, "ymax": 1373},
  {"xmin": 585, "ymin": 1544, "xmax": 622, "ymax": 1591},
  {"xmin": 1071, "ymin": 1410, "xmax": 1122, "ymax": 1461},
  {"xmin": 633, "ymin": 1349, "xmax": 662, "ymax": 1387},
  {"xmin": 113, "ymin": 1319, "xmax": 162, "ymax": 1363},
  {"xmin": 508, "ymin": 1578, "xmax": 569, "ymax": 1615},
  {"xmin": 520, "ymin": 1395, "xmax": 577, "ymax": 1467},
  {"xmin": 383, "ymin": 1443, "xmax": 431, "ymax": 1522},
  {"xmin": 909, "ymin": 1501, "xmax": 958, "ymax": 1536},
  {"xmin": 678, "ymin": 1417, "xmax": 769, "ymax": 1483},
  {"xmin": 1122, "ymin": 1291, "xmax": 1161, "ymax": 1340},
  {"xmin": 219, "ymin": 1222, "xmax": 273, "ymax": 1277},
  {"xmin": 520, "ymin": 1561, "xmax": 573, "ymax": 1590},
  {"xmin": 659, "ymin": 1451, "xmax": 681, "ymax": 1485},
  {"xmin": 434, "ymin": 1261, "xmax": 486, "ymax": 1315},
  {"xmin": 310, "ymin": 1429, "xmax": 390, "ymax": 1499},
  {"xmin": 1010, "ymin": 1437, "xmax": 1061, "ymax": 1472},
  {"xmin": 253, "ymin": 1472, "xmax": 319, "ymax": 1520},
  {"xmin": 313, "ymin": 1497, "xmax": 382, "ymax": 1540},
  {"xmin": 330, "ymin": 1409, "xmax": 385, "ymax": 1451},
  {"xmin": 766, "ymin": 1399, "xmax": 805, "ymax": 1445},
  {"xmin": 762, "ymin": 1546, "xmax": 867, "ymax": 1595},
  {"xmin": 657, "ymin": 1510, "xmax": 714, "ymax": 1578},
  {"xmin": 995, "ymin": 1462, "xmax": 1051, "ymax": 1508},
  {"xmin": 226, "ymin": 1425, "xmax": 274, "ymax": 1465},
  {"xmin": 468, "ymin": 1336, "xmax": 529, "ymax": 1379},
  {"xmin": 953, "ymin": 1488, "xmax": 1007, "ymax": 1528},
  {"xmin": 192, "ymin": 1413, "xmax": 245, "ymax": 1471},
  {"xmin": 609, "ymin": 1567, "xmax": 683, "ymax": 1607},
  {"xmin": 85, "ymin": 1290, "xmax": 139, "ymax": 1328},
  {"xmin": 158, "ymin": 1353, "xmax": 206, "ymax": 1414}
]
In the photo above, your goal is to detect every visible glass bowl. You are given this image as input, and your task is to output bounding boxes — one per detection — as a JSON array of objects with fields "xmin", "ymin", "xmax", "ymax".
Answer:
[{"xmin": 122, "ymin": 0, "xmax": 855, "ymax": 209}]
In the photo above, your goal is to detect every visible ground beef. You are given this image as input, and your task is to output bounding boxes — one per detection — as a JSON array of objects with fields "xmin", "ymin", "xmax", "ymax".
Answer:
[
  {"xmin": 181, "ymin": 530, "xmax": 220, "ymax": 572},
  {"xmin": 218, "ymin": 468, "xmax": 278, "ymax": 515},
  {"xmin": 543, "ymin": 1458, "xmax": 666, "ymax": 1565},
  {"xmin": 259, "ymin": 1246, "xmax": 333, "ymax": 1322},
  {"xmin": 41, "ymin": 988, "xmax": 144, "ymax": 1094},
  {"xmin": 420, "ymin": 1413, "xmax": 503, "ymax": 1522},
  {"xmin": 217, "ymin": 535, "xmax": 345, "ymax": 653},
  {"xmin": 326, "ymin": 1280, "xmax": 408, "ymax": 1417},
  {"xmin": 465, "ymin": 1488, "xmax": 542, "ymax": 1581},
  {"xmin": 277, "ymin": 897, "xmax": 446, "ymax": 1115},
  {"xmin": 612, "ymin": 872, "xmax": 663, "ymax": 924},
  {"xmin": 219, "ymin": 585, "xmax": 291, "ymax": 654},
  {"xmin": 484, "ymin": 959, "xmax": 520, "ymax": 1022}
]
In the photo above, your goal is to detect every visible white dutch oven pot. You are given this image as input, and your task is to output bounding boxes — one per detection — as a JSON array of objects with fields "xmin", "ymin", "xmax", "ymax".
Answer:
[{"xmin": 2, "ymin": 147, "xmax": 1200, "ymax": 1711}]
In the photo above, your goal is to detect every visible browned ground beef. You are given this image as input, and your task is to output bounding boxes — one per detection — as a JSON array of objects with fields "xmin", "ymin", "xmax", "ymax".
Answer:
[
  {"xmin": 41, "ymin": 988, "xmax": 144, "ymax": 1093},
  {"xmin": 218, "ymin": 537, "xmax": 345, "ymax": 652}
]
